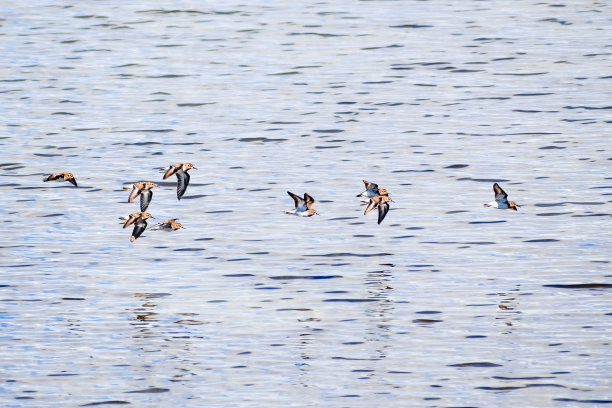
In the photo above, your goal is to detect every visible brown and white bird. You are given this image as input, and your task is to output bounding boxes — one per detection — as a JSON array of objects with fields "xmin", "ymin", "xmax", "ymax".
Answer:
[
  {"xmin": 149, "ymin": 218, "xmax": 183, "ymax": 232},
  {"xmin": 122, "ymin": 212, "xmax": 152, "ymax": 242},
  {"xmin": 286, "ymin": 191, "xmax": 318, "ymax": 217},
  {"xmin": 364, "ymin": 188, "xmax": 392, "ymax": 224},
  {"xmin": 43, "ymin": 172, "xmax": 78, "ymax": 187},
  {"xmin": 128, "ymin": 181, "xmax": 157, "ymax": 212},
  {"xmin": 483, "ymin": 183, "xmax": 520, "ymax": 211},
  {"xmin": 163, "ymin": 163, "xmax": 196, "ymax": 200}
]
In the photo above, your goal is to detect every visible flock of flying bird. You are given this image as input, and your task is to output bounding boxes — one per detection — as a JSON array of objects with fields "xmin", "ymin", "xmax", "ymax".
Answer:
[
  {"xmin": 43, "ymin": 166, "xmax": 521, "ymax": 243},
  {"xmin": 43, "ymin": 163, "xmax": 195, "ymax": 242}
]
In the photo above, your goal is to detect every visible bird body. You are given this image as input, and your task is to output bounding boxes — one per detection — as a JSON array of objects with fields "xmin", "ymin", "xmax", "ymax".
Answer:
[
  {"xmin": 286, "ymin": 191, "xmax": 318, "ymax": 217},
  {"xmin": 364, "ymin": 188, "xmax": 392, "ymax": 224},
  {"xmin": 149, "ymin": 218, "xmax": 183, "ymax": 231},
  {"xmin": 43, "ymin": 172, "xmax": 78, "ymax": 187},
  {"xmin": 128, "ymin": 181, "xmax": 157, "ymax": 212},
  {"xmin": 122, "ymin": 212, "xmax": 152, "ymax": 242},
  {"xmin": 484, "ymin": 183, "xmax": 520, "ymax": 211},
  {"xmin": 163, "ymin": 163, "xmax": 195, "ymax": 200}
]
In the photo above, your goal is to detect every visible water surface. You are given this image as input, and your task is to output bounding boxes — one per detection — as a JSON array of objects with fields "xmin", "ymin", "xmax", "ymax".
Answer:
[{"xmin": 1, "ymin": 1, "xmax": 610, "ymax": 407}]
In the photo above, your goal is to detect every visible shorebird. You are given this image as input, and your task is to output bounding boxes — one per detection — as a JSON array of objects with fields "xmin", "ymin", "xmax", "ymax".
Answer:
[
  {"xmin": 128, "ymin": 181, "xmax": 157, "ymax": 212},
  {"xmin": 122, "ymin": 212, "xmax": 152, "ymax": 242},
  {"xmin": 356, "ymin": 180, "xmax": 380, "ymax": 202},
  {"xmin": 483, "ymin": 183, "xmax": 520, "ymax": 211},
  {"xmin": 364, "ymin": 188, "xmax": 392, "ymax": 224},
  {"xmin": 149, "ymin": 218, "xmax": 183, "ymax": 231},
  {"xmin": 43, "ymin": 172, "xmax": 78, "ymax": 187},
  {"xmin": 286, "ymin": 191, "xmax": 318, "ymax": 217},
  {"xmin": 163, "ymin": 163, "xmax": 196, "ymax": 200}
]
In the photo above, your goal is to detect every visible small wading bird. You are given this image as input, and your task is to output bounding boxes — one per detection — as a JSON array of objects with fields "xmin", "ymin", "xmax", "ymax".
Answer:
[
  {"xmin": 356, "ymin": 180, "xmax": 380, "ymax": 203},
  {"xmin": 364, "ymin": 188, "xmax": 392, "ymax": 224},
  {"xmin": 286, "ymin": 191, "xmax": 318, "ymax": 217},
  {"xmin": 163, "ymin": 163, "xmax": 196, "ymax": 200},
  {"xmin": 43, "ymin": 172, "xmax": 78, "ymax": 187},
  {"xmin": 128, "ymin": 181, "xmax": 157, "ymax": 212},
  {"xmin": 483, "ymin": 183, "xmax": 520, "ymax": 211},
  {"xmin": 122, "ymin": 212, "xmax": 152, "ymax": 242},
  {"xmin": 149, "ymin": 218, "xmax": 183, "ymax": 232}
]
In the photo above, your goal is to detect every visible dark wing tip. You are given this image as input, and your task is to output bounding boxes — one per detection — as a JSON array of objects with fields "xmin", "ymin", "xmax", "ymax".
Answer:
[
  {"xmin": 287, "ymin": 191, "xmax": 300, "ymax": 206},
  {"xmin": 493, "ymin": 183, "xmax": 507, "ymax": 198},
  {"xmin": 163, "ymin": 166, "xmax": 174, "ymax": 180},
  {"xmin": 304, "ymin": 193, "xmax": 315, "ymax": 203},
  {"xmin": 377, "ymin": 202, "xmax": 389, "ymax": 224},
  {"xmin": 123, "ymin": 217, "xmax": 135, "ymax": 229}
]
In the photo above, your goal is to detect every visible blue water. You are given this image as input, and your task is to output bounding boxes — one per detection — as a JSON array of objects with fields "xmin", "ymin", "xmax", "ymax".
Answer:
[{"xmin": 1, "ymin": 1, "xmax": 610, "ymax": 407}]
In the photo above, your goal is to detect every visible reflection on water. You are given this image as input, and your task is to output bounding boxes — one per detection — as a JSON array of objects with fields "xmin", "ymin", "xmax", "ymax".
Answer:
[{"xmin": 1, "ymin": 0, "xmax": 611, "ymax": 406}]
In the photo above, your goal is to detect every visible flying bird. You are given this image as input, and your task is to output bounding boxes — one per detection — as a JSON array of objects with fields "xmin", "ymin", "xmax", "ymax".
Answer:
[
  {"xmin": 149, "ymin": 218, "xmax": 183, "ymax": 232},
  {"xmin": 364, "ymin": 188, "xmax": 392, "ymax": 224},
  {"xmin": 286, "ymin": 191, "xmax": 318, "ymax": 217},
  {"xmin": 356, "ymin": 180, "xmax": 380, "ymax": 202},
  {"xmin": 163, "ymin": 163, "xmax": 196, "ymax": 200},
  {"xmin": 43, "ymin": 172, "xmax": 78, "ymax": 187},
  {"xmin": 128, "ymin": 181, "xmax": 157, "ymax": 212},
  {"xmin": 483, "ymin": 183, "xmax": 520, "ymax": 211},
  {"xmin": 122, "ymin": 212, "xmax": 152, "ymax": 242}
]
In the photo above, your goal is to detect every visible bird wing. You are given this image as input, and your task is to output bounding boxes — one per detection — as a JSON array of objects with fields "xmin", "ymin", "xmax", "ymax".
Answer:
[
  {"xmin": 163, "ymin": 164, "xmax": 178, "ymax": 180},
  {"xmin": 123, "ymin": 214, "xmax": 137, "ymax": 228},
  {"xmin": 43, "ymin": 173, "xmax": 61, "ymax": 182},
  {"xmin": 364, "ymin": 197, "xmax": 379, "ymax": 215},
  {"xmin": 493, "ymin": 183, "xmax": 508, "ymax": 200},
  {"xmin": 367, "ymin": 181, "xmax": 379, "ymax": 194},
  {"xmin": 148, "ymin": 222, "xmax": 161, "ymax": 231},
  {"xmin": 304, "ymin": 193, "xmax": 315, "ymax": 209},
  {"xmin": 287, "ymin": 191, "xmax": 304, "ymax": 209},
  {"xmin": 140, "ymin": 190, "xmax": 152, "ymax": 211},
  {"xmin": 176, "ymin": 171, "xmax": 190, "ymax": 200},
  {"xmin": 128, "ymin": 185, "xmax": 141, "ymax": 203},
  {"xmin": 377, "ymin": 201, "xmax": 389, "ymax": 224},
  {"xmin": 131, "ymin": 219, "xmax": 148, "ymax": 242},
  {"xmin": 67, "ymin": 176, "xmax": 78, "ymax": 187}
]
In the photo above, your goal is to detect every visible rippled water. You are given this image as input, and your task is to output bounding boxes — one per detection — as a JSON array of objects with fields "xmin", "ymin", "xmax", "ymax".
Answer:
[{"xmin": 1, "ymin": 1, "xmax": 610, "ymax": 406}]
